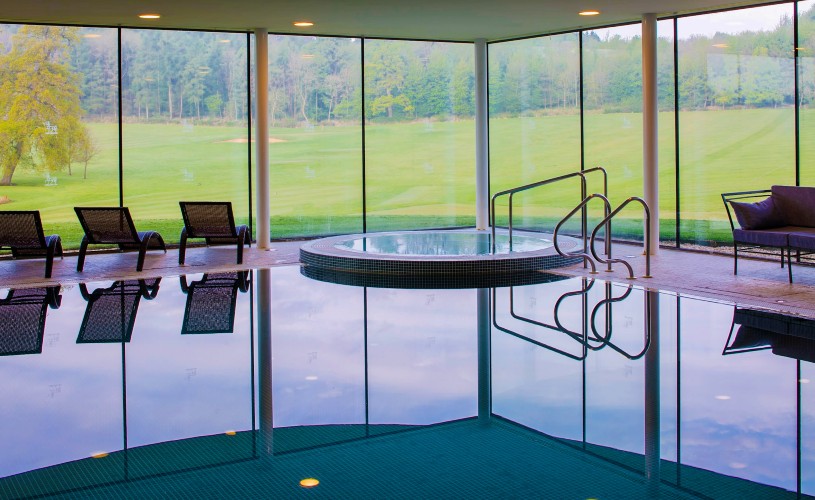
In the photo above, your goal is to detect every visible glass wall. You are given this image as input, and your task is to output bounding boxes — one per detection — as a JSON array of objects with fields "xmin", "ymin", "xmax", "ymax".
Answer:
[
  {"xmin": 268, "ymin": 35, "xmax": 362, "ymax": 238},
  {"xmin": 677, "ymin": 5, "xmax": 796, "ymax": 246},
  {"xmin": 488, "ymin": 34, "xmax": 582, "ymax": 234},
  {"xmin": 0, "ymin": 25, "xmax": 119, "ymax": 248},
  {"xmin": 582, "ymin": 25, "xmax": 645, "ymax": 242},
  {"xmin": 365, "ymin": 40, "xmax": 475, "ymax": 231},
  {"xmin": 800, "ymin": 0, "xmax": 815, "ymax": 186},
  {"xmin": 122, "ymin": 30, "xmax": 249, "ymax": 244}
]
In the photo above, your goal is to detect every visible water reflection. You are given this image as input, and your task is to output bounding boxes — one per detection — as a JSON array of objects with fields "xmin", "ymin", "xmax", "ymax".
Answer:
[
  {"xmin": 0, "ymin": 286, "xmax": 61, "ymax": 356},
  {"xmin": 0, "ymin": 267, "xmax": 811, "ymax": 498}
]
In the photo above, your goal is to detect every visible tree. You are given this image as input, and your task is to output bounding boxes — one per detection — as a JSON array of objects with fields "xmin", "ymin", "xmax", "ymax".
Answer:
[{"xmin": 0, "ymin": 26, "xmax": 91, "ymax": 186}]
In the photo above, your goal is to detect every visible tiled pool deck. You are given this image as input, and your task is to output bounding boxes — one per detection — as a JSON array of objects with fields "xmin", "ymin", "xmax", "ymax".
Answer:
[{"xmin": 2, "ymin": 237, "xmax": 815, "ymax": 318}]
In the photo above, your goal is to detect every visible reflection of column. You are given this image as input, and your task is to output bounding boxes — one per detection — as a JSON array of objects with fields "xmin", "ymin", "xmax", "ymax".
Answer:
[
  {"xmin": 478, "ymin": 289, "xmax": 491, "ymax": 425},
  {"xmin": 257, "ymin": 269, "xmax": 273, "ymax": 456},
  {"xmin": 644, "ymin": 289, "xmax": 660, "ymax": 496},
  {"xmin": 642, "ymin": 14, "xmax": 659, "ymax": 256},
  {"xmin": 255, "ymin": 29, "xmax": 271, "ymax": 249},
  {"xmin": 475, "ymin": 39, "xmax": 489, "ymax": 230}
]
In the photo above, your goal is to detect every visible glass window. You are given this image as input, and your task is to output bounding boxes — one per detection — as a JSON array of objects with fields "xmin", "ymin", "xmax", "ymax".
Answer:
[
  {"xmin": 364, "ymin": 40, "xmax": 475, "ymax": 231},
  {"xmin": 677, "ymin": 5, "xmax": 795, "ymax": 247},
  {"xmin": 583, "ymin": 25, "xmax": 645, "ymax": 243},
  {"xmin": 799, "ymin": 0, "xmax": 815, "ymax": 187},
  {"xmin": 489, "ymin": 34, "xmax": 582, "ymax": 235},
  {"xmin": 267, "ymin": 35, "xmax": 362, "ymax": 238},
  {"xmin": 121, "ymin": 30, "xmax": 249, "ymax": 244},
  {"xmin": 0, "ymin": 25, "xmax": 118, "ymax": 249}
]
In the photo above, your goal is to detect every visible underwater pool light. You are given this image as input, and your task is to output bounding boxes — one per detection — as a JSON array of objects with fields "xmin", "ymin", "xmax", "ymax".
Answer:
[{"xmin": 300, "ymin": 478, "xmax": 319, "ymax": 488}]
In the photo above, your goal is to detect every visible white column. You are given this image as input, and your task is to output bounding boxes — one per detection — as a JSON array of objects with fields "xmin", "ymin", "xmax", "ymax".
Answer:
[
  {"xmin": 475, "ymin": 39, "xmax": 489, "ymax": 230},
  {"xmin": 257, "ymin": 269, "xmax": 273, "ymax": 456},
  {"xmin": 642, "ymin": 14, "xmax": 659, "ymax": 255},
  {"xmin": 255, "ymin": 29, "xmax": 271, "ymax": 249}
]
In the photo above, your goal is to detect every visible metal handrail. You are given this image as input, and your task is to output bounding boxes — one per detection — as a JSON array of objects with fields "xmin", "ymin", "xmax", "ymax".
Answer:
[
  {"xmin": 589, "ymin": 196, "xmax": 652, "ymax": 279},
  {"xmin": 588, "ymin": 284, "xmax": 651, "ymax": 360},
  {"xmin": 490, "ymin": 167, "xmax": 608, "ymax": 254},
  {"xmin": 553, "ymin": 193, "xmax": 612, "ymax": 274}
]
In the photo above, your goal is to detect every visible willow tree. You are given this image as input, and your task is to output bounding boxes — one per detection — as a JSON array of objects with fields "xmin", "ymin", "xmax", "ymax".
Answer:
[{"xmin": 0, "ymin": 26, "xmax": 91, "ymax": 186}]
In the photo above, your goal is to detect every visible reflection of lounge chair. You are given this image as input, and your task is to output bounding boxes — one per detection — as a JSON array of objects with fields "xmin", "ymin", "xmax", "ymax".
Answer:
[
  {"xmin": 74, "ymin": 207, "xmax": 166, "ymax": 272},
  {"xmin": 723, "ymin": 307, "xmax": 815, "ymax": 362},
  {"xmin": 178, "ymin": 202, "xmax": 251, "ymax": 265},
  {"xmin": 0, "ymin": 211, "xmax": 63, "ymax": 278},
  {"xmin": 179, "ymin": 271, "xmax": 250, "ymax": 334},
  {"xmin": 77, "ymin": 279, "xmax": 160, "ymax": 343},
  {"xmin": 0, "ymin": 286, "xmax": 62, "ymax": 355}
]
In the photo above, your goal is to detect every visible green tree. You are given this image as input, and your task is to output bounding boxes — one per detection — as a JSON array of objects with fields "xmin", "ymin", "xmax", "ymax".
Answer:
[{"xmin": 0, "ymin": 25, "xmax": 91, "ymax": 186}]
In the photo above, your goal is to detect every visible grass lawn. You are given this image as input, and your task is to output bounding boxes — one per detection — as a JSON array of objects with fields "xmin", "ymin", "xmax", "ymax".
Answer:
[{"xmin": 0, "ymin": 108, "xmax": 807, "ymax": 249}]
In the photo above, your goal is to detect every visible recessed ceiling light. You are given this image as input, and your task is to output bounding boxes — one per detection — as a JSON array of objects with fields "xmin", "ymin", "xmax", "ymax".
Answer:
[
  {"xmin": 91, "ymin": 452, "xmax": 109, "ymax": 459},
  {"xmin": 293, "ymin": 21, "xmax": 314, "ymax": 27},
  {"xmin": 301, "ymin": 54, "xmax": 315, "ymax": 59},
  {"xmin": 225, "ymin": 430, "xmax": 237, "ymax": 436},
  {"xmin": 82, "ymin": 33, "xmax": 102, "ymax": 39},
  {"xmin": 579, "ymin": 10, "xmax": 600, "ymax": 16},
  {"xmin": 219, "ymin": 39, "xmax": 231, "ymax": 43},
  {"xmin": 715, "ymin": 395, "xmax": 731, "ymax": 400},
  {"xmin": 139, "ymin": 13, "xmax": 161, "ymax": 19},
  {"xmin": 712, "ymin": 43, "xmax": 729, "ymax": 48}
]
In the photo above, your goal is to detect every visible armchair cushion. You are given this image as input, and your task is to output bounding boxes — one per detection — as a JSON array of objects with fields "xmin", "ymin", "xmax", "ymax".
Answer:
[{"xmin": 730, "ymin": 197, "xmax": 784, "ymax": 230}]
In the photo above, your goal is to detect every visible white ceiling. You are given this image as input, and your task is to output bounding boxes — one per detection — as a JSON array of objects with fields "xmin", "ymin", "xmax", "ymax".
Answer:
[{"xmin": 1, "ymin": 0, "xmax": 780, "ymax": 41}]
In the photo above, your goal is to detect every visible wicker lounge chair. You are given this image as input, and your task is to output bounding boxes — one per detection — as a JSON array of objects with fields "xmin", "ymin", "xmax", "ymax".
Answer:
[
  {"xmin": 178, "ymin": 201, "xmax": 251, "ymax": 265},
  {"xmin": 77, "ymin": 279, "xmax": 160, "ymax": 343},
  {"xmin": 0, "ymin": 211, "xmax": 63, "ymax": 278},
  {"xmin": 74, "ymin": 207, "xmax": 166, "ymax": 272},
  {"xmin": 179, "ymin": 271, "xmax": 250, "ymax": 334},
  {"xmin": 0, "ymin": 286, "xmax": 62, "ymax": 356}
]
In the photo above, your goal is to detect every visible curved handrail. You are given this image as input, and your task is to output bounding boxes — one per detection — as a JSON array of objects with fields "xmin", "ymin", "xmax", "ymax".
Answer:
[
  {"xmin": 491, "ymin": 171, "xmax": 585, "ymax": 253},
  {"xmin": 553, "ymin": 193, "xmax": 612, "ymax": 274},
  {"xmin": 490, "ymin": 167, "xmax": 608, "ymax": 255},
  {"xmin": 590, "ymin": 196, "xmax": 652, "ymax": 279}
]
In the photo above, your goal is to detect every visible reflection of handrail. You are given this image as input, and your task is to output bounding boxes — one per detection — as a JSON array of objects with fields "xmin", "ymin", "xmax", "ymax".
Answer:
[
  {"xmin": 589, "ymin": 284, "xmax": 651, "ymax": 360},
  {"xmin": 554, "ymin": 193, "xmax": 612, "ymax": 274},
  {"xmin": 509, "ymin": 281, "xmax": 592, "ymax": 348},
  {"xmin": 490, "ymin": 167, "xmax": 608, "ymax": 254},
  {"xmin": 590, "ymin": 196, "xmax": 652, "ymax": 279},
  {"xmin": 492, "ymin": 288, "xmax": 587, "ymax": 361}
]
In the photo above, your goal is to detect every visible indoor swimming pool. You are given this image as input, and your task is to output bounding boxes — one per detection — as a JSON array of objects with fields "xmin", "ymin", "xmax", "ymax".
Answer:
[{"xmin": 0, "ymin": 265, "xmax": 813, "ymax": 498}]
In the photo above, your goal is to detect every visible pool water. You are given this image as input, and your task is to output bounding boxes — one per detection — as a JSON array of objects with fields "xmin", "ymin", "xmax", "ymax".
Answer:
[
  {"xmin": 0, "ymin": 266, "xmax": 813, "ymax": 498},
  {"xmin": 336, "ymin": 231, "xmax": 552, "ymax": 255}
]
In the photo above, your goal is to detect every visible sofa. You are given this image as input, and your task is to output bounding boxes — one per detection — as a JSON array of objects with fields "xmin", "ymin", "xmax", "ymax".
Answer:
[{"xmin": 722, "ymin": 185, "xmax": 815, "ymax": 283}]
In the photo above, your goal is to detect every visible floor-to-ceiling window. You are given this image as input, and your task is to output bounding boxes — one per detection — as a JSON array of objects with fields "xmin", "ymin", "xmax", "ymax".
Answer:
[
  {"xmin": 267, "ymin": 35, "xmax": 362, "ymax": 238},
  {"xmin": 0, "ymin": 25, "xmax": 119, "ymax": 248},
  {"xmin": 122, "ymin": 30, "xmax": 250, "ymax": 244},
  {"xmin": 488, "ymin": 34, "xmax": 582, "ymax": 234},
  {"xmin": 677, "ymin": 5, "xmax": 796, "ymax": 246},
  {"xmin": 800, "ymin": 0, "xmax": 815, "ymax": 186},
  {"xmin": 364, "ymin": 40, "xmax": 475, "ymax": 232}
]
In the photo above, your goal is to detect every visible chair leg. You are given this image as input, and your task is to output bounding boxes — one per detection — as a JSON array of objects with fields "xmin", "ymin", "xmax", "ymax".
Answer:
[
  {"xmin": 179, "ymin": 229, "xmax": 188, "ymax": 265},
  {"xmin": 77, "ymin": 236, "xmax": 89, "ymax": 272},
  {"xmin": 733, "ymin": 244, "xmax": 738, "ymax": 275},
  {"xmin": 237, "ymin": 227, "xmax": 248, "ymax": 264},
  {"xmin": 137, "ymin": 242, "xmax": 147, "ymax": 272},
  {"xmin": 45, "ymin": 248, "xmax": 54, "ymax": 279},
  {"xmin": 781, "ymin": 248, "xmax": 785, "ymax": 268},
  {"xmin": 789, "ymin": 247, "xmax": 794, "ymax": 284}
]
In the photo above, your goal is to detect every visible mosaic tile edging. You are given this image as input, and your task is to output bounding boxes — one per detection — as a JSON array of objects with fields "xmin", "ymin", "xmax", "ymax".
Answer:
[{"xmin": 300, "ymin": 230, "xmax": 584, "ymax": 276}]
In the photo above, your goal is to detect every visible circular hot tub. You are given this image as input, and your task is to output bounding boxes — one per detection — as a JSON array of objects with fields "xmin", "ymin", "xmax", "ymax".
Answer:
[{"xmin": 300, "ymin": 229, "xmax": 582, "ymax": 281}]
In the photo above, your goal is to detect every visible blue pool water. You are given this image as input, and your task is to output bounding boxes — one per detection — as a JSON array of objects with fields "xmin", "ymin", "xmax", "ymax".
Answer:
[{"xmin": 0, "ymin": 266, "xmax": 813, "ymax": 498}]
